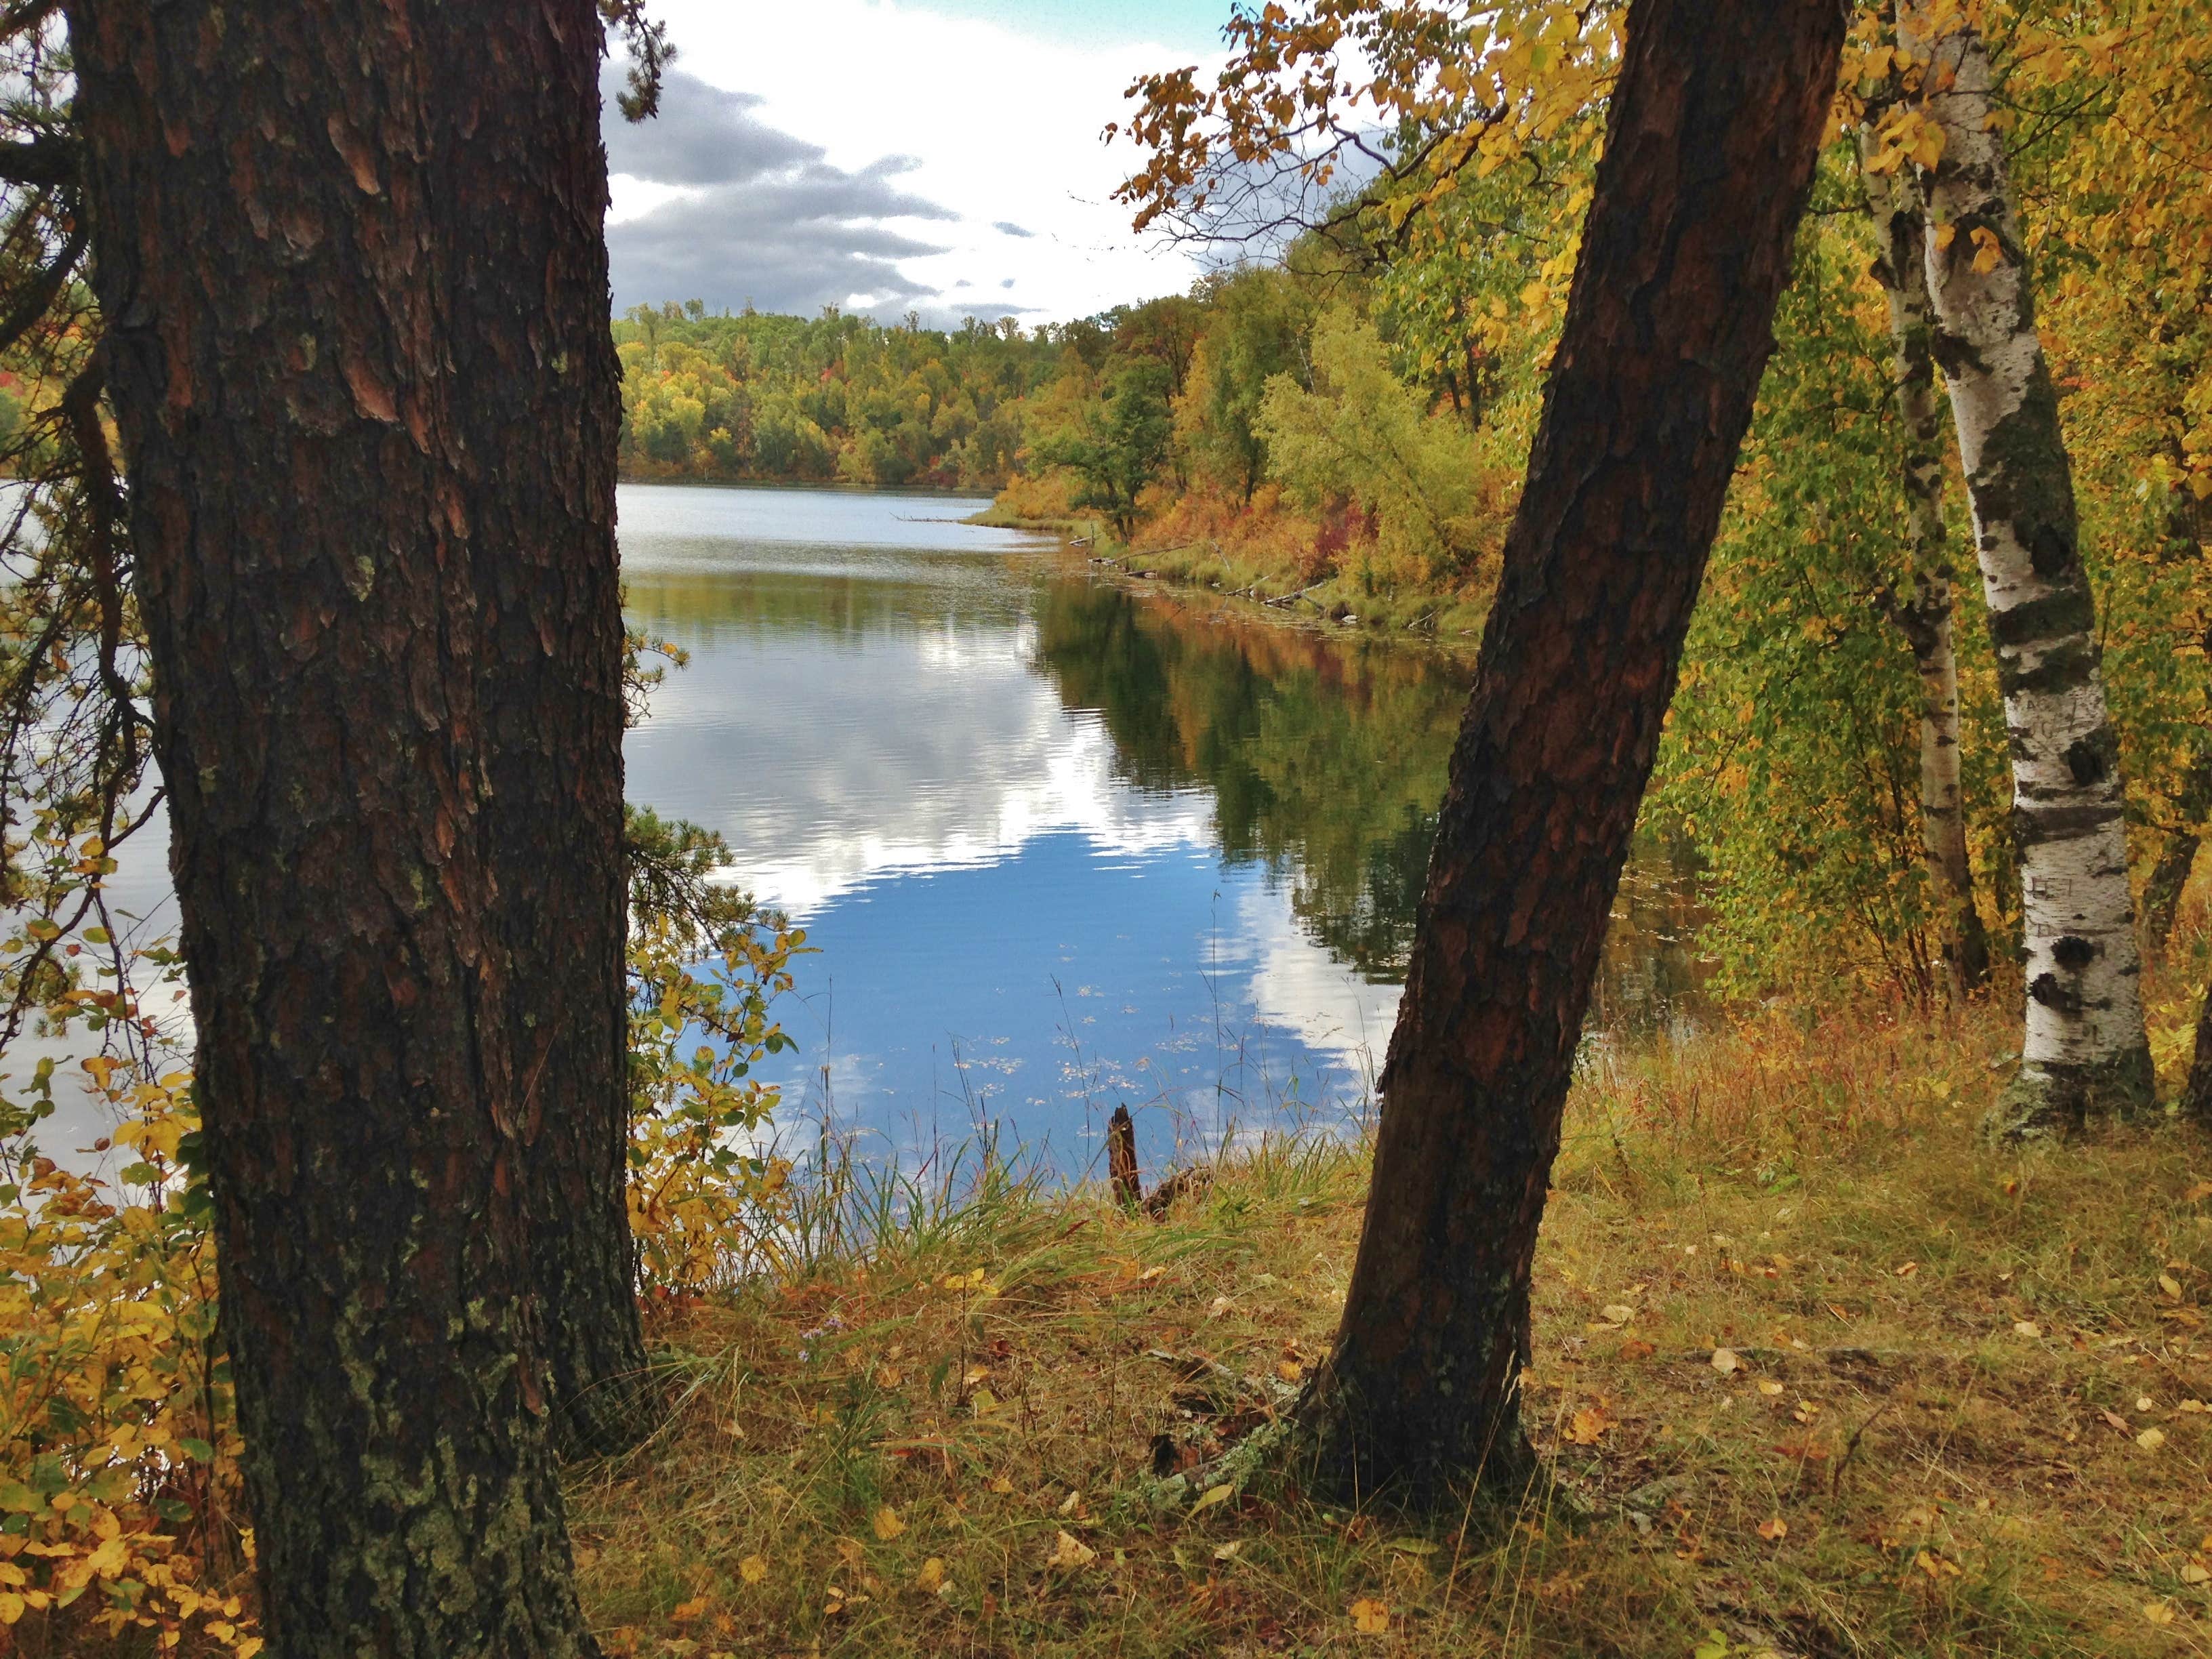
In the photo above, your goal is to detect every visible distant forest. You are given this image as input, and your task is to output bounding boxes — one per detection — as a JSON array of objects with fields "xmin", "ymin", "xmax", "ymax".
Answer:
[{"xmin": 615, "ymin": 302, "xmax": 1065, "ymax": 491}]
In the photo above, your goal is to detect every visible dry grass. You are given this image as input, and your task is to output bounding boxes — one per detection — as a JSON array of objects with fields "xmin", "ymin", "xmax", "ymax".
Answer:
[{"xmin": 568, "ymin": 1001, "xmax": 2212, "ymax": 1657}]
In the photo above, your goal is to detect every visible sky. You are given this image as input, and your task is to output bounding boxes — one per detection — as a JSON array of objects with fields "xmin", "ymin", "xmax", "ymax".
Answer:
[{"xmin": 602, "ymin": 0, "xmax": 1235, "ymax": 326}]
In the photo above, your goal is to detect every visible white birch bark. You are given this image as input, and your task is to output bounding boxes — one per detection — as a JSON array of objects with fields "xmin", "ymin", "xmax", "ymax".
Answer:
[
  {"xmin": 1860, "ymin": 123, "xmax": 1992, "ymax": 1002},
  {"xmin": 1900, "ymin": 4, "xmax": 2153, "ymax": 1132}
]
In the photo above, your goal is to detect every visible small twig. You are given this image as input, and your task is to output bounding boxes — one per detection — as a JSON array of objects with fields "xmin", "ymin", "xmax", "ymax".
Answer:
[{"xmin": 1830, "ymin": 1399, "xmax": 1897, "ymax": 1496}]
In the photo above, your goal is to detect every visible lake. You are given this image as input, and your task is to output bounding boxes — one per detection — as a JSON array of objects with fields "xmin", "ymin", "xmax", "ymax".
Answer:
[
  {"xmin": 24, "ymin": 482, "xmax": 1706, "ymax": 1183},
  {"xmin": 619, "ymin": 483, "xmax": 1705, "ymax": 1184}
]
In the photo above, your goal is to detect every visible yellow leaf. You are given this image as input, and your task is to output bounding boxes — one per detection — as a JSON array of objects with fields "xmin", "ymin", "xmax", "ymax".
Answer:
[
  {"xmin": 963, "ymin": 1366, "xmax": 990, "ymax": 1387},
  {"xmin": 1276, "ymin": 1359, "xmax": 1304, "ymax": 1382},
  {"xmin": 1191, "ymin": 1482, "xmax": 1234, "ymax": 1516},
  {"xmin": 1894, "ymin": 1262, "xmax": 1919, "ymax": 1279},
  {"xmin": 1758, "ymin": 1516, "xmax": 1788, "ymax": 1542},
  {"xmin": 739, "ymin": 1555, "xmax": 768, "ymax": 1585},
  {"xmin": 2158, "ymin": 1275, "xmax": 2183, "ymax": 1301},
  {"xmin": 2012, "ymin": 1321, "xmax": 2042, "ymax": 1339},
  {"xmin": 1565, "ymin": 1406, "xmax": 1611, "ymax": 1445},
  {"xmin": 1757, "ymin": 1380, "xmax": 1785, "ymax": 1397},
  {"xmin": 913, "ymin": 1557, "xmax": 946, "ymax": 1593},
  {"xmin": 1710, "ymin": 1348, "xmax": 1740, "ymax": 1374},
  {"xmin": 987, "ymin": 1475, "xmax": 1015, "ymax": 1494},
  {"xmin": 1933, "ymin": 223, "xmax": 1957, "ymax": 253},
  {"xmin": 2144, "ymin": 1600, "xmax": 2177, "ymax": 1626},
  {"xmin": 2181, "ymin": 1563, "xmax": 2211, "ymax": 1586},
  {"xmin": 1350, "ymin": 1597, "xmax": 1391, "ymax": 1635},
  {"xmin": 1044, "ymin": 1530, "xmax": 1097, "ymax": 1570},
  {"xmin": 0, "ymin": 1593, "xmax": 20, "ymax": 1626},
  {"xmin": 2138, "ymin": 1427, "xmax": 2167, "ymax": 1452},
  {"xmin": 872, "ymin": 1506, "xmax": 905, "ymax": 1541}
]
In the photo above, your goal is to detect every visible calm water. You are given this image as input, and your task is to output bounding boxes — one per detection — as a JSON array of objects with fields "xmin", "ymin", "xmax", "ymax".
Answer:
[
  {"xmin": 24, "ymin": 482, "xmax": 1706, "ymax": 1181},
  {"xmin": 619, "ymin": 483, "xmax": 1705, "ymax": 1181}
]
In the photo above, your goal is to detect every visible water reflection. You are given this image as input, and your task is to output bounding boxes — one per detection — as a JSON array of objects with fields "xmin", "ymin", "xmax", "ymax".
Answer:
[{"xmin": 619, "ymin": 483, "xmax": 1708, "ymax": 1179}]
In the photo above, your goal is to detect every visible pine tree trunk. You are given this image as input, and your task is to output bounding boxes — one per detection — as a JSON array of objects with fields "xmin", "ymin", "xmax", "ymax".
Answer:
[
  {"xmin": 443, "ymin": 29, "xmax": 650, "ymax": 1462},
  {"xmin": 2190, "ymin": 970, "xmax": 2212, "ymax": 1126},
  {"xmin": 68, "ymin": 2, "xmax": 617, "ymax": 1650},
  {"xmin": 1861, "ymin": 128, "xmax": 1992, "ymax": 1001},
  {"xmin": 1292, "ymin": 0, "xmax": 1845, "ymax": 1503},
  {"xmin": 1900, "ymin": 6, "xmax": 2155, "ymax": 1134},
  {"xmin": 2142, "ymin": 747, "xmax": 2212, "ymax": 948}
]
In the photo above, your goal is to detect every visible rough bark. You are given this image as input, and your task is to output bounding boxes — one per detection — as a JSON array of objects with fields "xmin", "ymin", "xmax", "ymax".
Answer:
[
  {"xmin": 1292, "ymin": 0, "xmax": 1846, "ymax": 1504},
  {"xmin": 1860, "ymin": 127, "xmax": 1992, "ymax": 1000},
  {"xmin": 68, "ymin": 1, "xmax": 620, "ymax": 1650},
  {"xmin": 1900, "ymin": 6, "xmax": 2155, "ymax": 1134},
  {"xmin": 2144, "ymin": 746, "xmax": 2212, "ymax": 948},
  {"xmin": 446, "ymin": 29, "xmax": 649, "ymax": 1463}
]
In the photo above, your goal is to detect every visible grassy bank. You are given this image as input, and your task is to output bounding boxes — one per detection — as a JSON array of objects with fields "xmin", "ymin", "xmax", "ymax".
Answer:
[
  {"xmin": 573, "ymin": 1000, "xmax": 2212, "ymax": 1657},
  {"xmin": 970, "ymin": 488, "xmax": 1493, "ymax": 640}
]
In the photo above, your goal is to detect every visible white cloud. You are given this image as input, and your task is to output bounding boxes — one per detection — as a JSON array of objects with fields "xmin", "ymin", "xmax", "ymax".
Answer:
[{"xmin": 609, "ymin": 0, "xmax": 1217, "ymax": 322}]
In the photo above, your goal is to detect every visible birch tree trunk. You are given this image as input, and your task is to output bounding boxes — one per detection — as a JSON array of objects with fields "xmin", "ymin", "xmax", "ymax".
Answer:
[
  {"xmin": 1860, "ymin": 125, "xmax": 1992, "ymax": 1001},
  {"xmin": 1291, "ymin": 0, "xmax": 1845, "ymax": 1502},
  {"xmin": 1900, "ymin": 5, "xmax": 2154, "ymax": 1133}
]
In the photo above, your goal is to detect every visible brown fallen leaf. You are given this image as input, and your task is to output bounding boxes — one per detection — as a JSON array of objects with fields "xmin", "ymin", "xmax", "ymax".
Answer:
[
  {"xmin": 1565, "ymin": 1405, "xmax": 1612, "ymax": 1445},
  {"xmin": 1757, "ymin": 1516, "xmax": 1788, "ymax": 1542}
]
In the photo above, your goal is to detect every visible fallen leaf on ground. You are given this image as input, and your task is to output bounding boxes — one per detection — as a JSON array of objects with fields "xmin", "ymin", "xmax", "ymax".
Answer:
[
  {"xmin": 1191, "ymin": 1482, "xmax": 1234, "ymax": 1516},
  {"xmin": 2144, "ymin": 1600, "xmax": 2177, "ymax": 1626},
  {"xmin": 670, "ymin": 1597, "xmax": 709, "ymax": 1620},
  {"xmin": 912, "ymin": 1558, "xmax": 945, "ymax": 1593},
  {"xmin": 1758, "ymin": 1379, "xmax": 1786, "ymax": 1397},
  {"xmin": 2177, "ymin": 1399, "xmax": 2208, "ymax": 1413},
  {"xmin": 1602, "ymin": 1303, "xmax": 1634, "ymax": 1324},
  {"xmin": 963, "ymin": 1365, "xmax": 990, "ymax": 1387},
  {"xmin": 1565, "ymin": 1406, "xmax": 1612, "ymax": 1444},
  {"xmin": 872, "ymin": 1506, "xmax": 905, "ymax": 1541},
  {"xmin": 987, "ymin": 1475, "xmax": 1014, "ymax": 1494},
  {"xmin": 1758, "ymin": 1516, "xmax": 1788, "ymax": 1542},
  {"xmin": 2183, "ymin": 1180, "xmax": 2212, "ymax": 1204},
  {"xmin": 2138, "ymin": 1427, "xmax": 2167, "ymax": 1452},
  {"xmin": 1045, "ymin": 1530, "xmax": 1097, "ymax": 1570},
  {"xmin": 2160, "ymin": 1274, "xmax": 2184, "ymax": 1300},
  {"xmin": 1711, "ymin": 1348, "xmax": 1741, "ymax": 1374},
  {"xmin": 2180, "ymin": 1563, "xmax": 2210, "ymax": 1586},
  {"xmin": 1213, "ymin": 1540, "xmax": 1244, "ymax": 1561},
  {"xmin": 739, "ymin": 1556, "xmax": 767, "ymax": 1585},
  {"xmin": 2013, "ymin": 1321, "xmax": 2042, "ymax": 1338},
  {"xmin": 1895, "ymin": 1262, "xmax": 1919, "ymax": 1279},
  {"xmin": 1349, "ymin": 1597, "xmax": 1391, "ymax": 1635}
]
